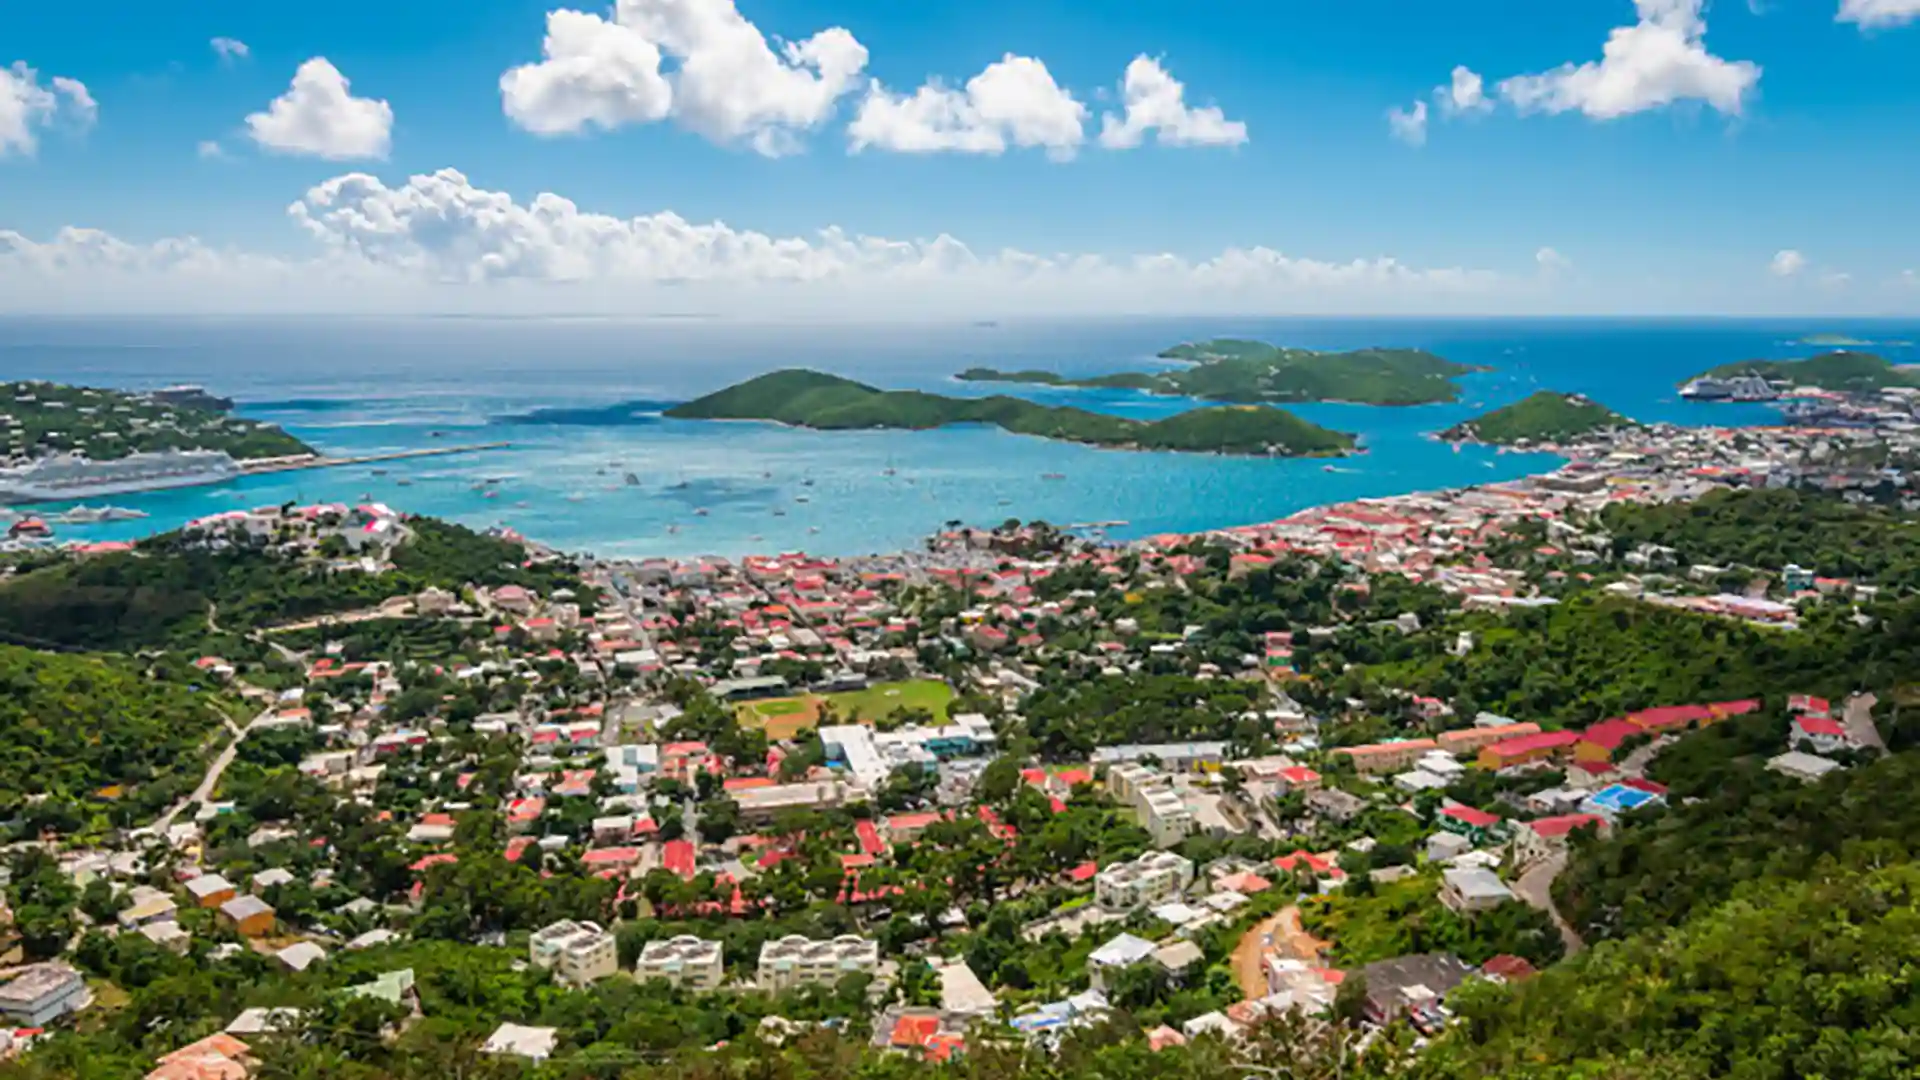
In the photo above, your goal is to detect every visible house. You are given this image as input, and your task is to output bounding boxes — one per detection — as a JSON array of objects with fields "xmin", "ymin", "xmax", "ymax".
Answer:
[
  {"xmin": 1574, "ymin": 718, "xmax": 1645, "ymax": 766},
  {"xmin": 1440, "ymin": 866, "xmax": 1515, "ymax": 913},
  {"xmin": 275, "ymin": 942, "xmax": 327, "ymax": 973},
  {"xmin": 1306, "ymin": 788, "xmax": 1367, "ymax": 823},
  {"xmin": 757, "ymin": 935, "xmax": 879, "ymax": 992},
  {"xmin": 1767, "ymin": 750, "xmax": 1844, "ymax": 783},
  {"xmin": 1152, "ymin": 940, "xmax": 1206, "ymax": 980},
  {"xmin": 140, "ymin": 921, "xmax": 193, "ymax": 953},
  {"xmin": 929, "ymin": 957, "xmax": 997, "ymax": 1016},
  {"xmin": 1425, "ymin": 832, "xmax": 1471, "ymax": 863},
  {"xmin": 0, "ymin": 964, "xmax": 90, "ymax": 1027},
  {"xmin": 1436, "ymin": 804, "xmax": 1504, "ymax": 844},
  {"xmin": 184, "ymin": 873, "xmax": 238, "ymax": 909},
  {"xmin": 1515, "ymin": 813, "xmax": 1606, "ymax": 866},
  {"xmin": 218, "ymin": 895, "xmax": 276, "ymax": 937},
  {"xmin": 481, "ymin": 1023, "xmax": 559, "ymax": 1063},
  {"xmin": 146, "ymin": 1033, "xmax": 254, "ymax": 1080},
  {"xmin": 1790, "ymin": 715, "xmax": 1854, "ymax": 756},
  {"xmin": 529, "ymin": 920, "xmax": 619, "ymax": 986},
  {"xmin": 1086, "ymin": 933, "xmax": 1157, "ymax": 992},
  {"xmin": 1436, "ymin": 722, "xmax": 1542, "ymax": 754},
  {"xmin": 636, "ymin": 936, "xmax": 724, "ymax": 992},
  {"xmin": 117, "ymin": 890, "xmax": 179, "ymax": 929},
  {"xmin": 1477, "ymin": 730, "xmax": 1581, "ymax": 770},
  {"xmin": 1358, "ymin": 953, "xmax": 1475, "ymax": 1030},
  {"xmin": 344, "ymin": 969, "xmax": 419, "ymax": 1009},
  {"xmin": 1334, "ymin": 739, "xmax": 1438, "ymax": 775},
  {"xmin": 1095, "ymin": 851, "xmax": 1195, "ymax": 911}
]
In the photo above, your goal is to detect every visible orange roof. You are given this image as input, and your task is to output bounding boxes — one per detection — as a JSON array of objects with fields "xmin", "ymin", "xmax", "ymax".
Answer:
[{"xmin": 890, "ymin": 1015, "xmax": 941, "ymax": 1048}]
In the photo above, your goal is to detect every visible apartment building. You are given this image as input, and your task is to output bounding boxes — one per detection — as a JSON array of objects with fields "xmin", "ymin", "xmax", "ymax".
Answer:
[
  {"xmin": 1106, "ymin": 764, "xmax": 1196, "ymax": 848},
  {"xmin": 1094, "ymin": 851, "xmax": 1196, "ymax": 911},
  {"xmin": 528, "ymin": 920, "xmax": 619, "ymax": 986},
  {"xmin": 756, "ymin": 934, "xmax": 880, "ymax": 992},
  {"xmin": 636, "ymin": 935, "xmax": 725, "ymax": 992}
]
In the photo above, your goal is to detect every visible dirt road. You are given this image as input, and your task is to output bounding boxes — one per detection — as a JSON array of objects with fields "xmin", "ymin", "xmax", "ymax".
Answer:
[{"xmin": 1232, "ymin": 906, "xmax": 1330, "ymax": 1000}]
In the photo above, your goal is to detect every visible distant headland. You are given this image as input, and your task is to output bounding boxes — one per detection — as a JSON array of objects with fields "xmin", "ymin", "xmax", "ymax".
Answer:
[
  {"xmin": 664, "ymin": 369, "xmax": 1357, "ymax": 457},
  {"xmin": 956, "ymin": 339, "xmax": 1483, "ymax": 406},
  {"xmin": 1440, "ymin": 391, "xmax": 1637, "ymax": 446}
]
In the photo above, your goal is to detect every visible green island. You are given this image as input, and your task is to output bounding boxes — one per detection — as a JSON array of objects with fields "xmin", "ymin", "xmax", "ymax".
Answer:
[
  {"xmin": 664, "ymin": 369, "xmax": 1357, "ymax": 457},
  {"xmin": 957, "ymin": 339, "xmax": 1481, "ymax": 406},
  {"xmin": 1, "ymin": 380, "xmax": 312, "ymax": 461},
  {"xmin": 1438, "ymin": 391, "xmax": 1636, "ymax": 445},
  {"xmin": 1687, "ymin": 350, "xmax": 1920, "ymax": 393}
]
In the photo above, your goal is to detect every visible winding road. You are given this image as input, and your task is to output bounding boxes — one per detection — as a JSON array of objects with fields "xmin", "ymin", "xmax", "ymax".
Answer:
[{"xmin": 1514, "ymin": 851, "xmax": 1585, "ymax": 957}]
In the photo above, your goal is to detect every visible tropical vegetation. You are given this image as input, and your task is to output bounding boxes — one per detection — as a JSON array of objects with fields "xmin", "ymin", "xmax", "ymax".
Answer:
[
  {"xmin": 1439, "ymin": 391, "xmax": 1634, "ymax": 445},
  {"xmin": 958, "ymin": 341, "xmax": 1479, "ymax": 406}
]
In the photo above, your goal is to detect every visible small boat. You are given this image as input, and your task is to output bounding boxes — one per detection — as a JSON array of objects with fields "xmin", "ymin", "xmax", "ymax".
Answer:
[
  {"xmin": 882, "ymin": 468, "xmax": 897, "ymax": 477},
  {"xmin": 695, "ymin": 508, "xmax": 709, "ymax": 516},
  {"xmin": 751, "ymin": 534, "xmax": 764, "ymax": 542},
  {"xmin": 667, "ymin": 525, "xmax": 680, "ymax": 534},
  {"xmin": 773, "ymin": 509, "xmax": 787, "ymax": 517},
  {"xmin": 998, "ymin": 498, "xmax": 1012, "ymax": 506},
  {"xmin": 566, "ymin": 493, "xmax": 586, "ymax": 502},
  {"xmin": 397, "ymin": 478, "xmax": 413, "ymax": 487},
  {"xmin": 1041, "ymin": 472, "xmax": 1066, "ymax": 480},
  {"xmin": 371, "ymin": 468, "xmax": 388, "ymax": 477},
  {"xmin": 801, "ymin": 478, "xmax": 814, "ymax": 487},
  {"xmin": 809, "ymin": 526, "xmax": 821, "ymax": 534},
  {"xmin": 762, "ymin": 471, "xmax": 773, "ymax": 479},
  {"xmin": 483, "ymin": 490, "xmax": 499, "ymax": 499},
  {"xmin": 669, "ymin": 481, "xmax": 690, "ymax": 491},
  {"xmin": 624, "ymin": 473, "xmax": 641, "ymax": 486},
  {"xmin": 428, "ymin": 430, "xmax": 447, "ymax": 439},
  {"xmin": 795, "ymin": 495, "xmax": 810, "ymax": 503}
]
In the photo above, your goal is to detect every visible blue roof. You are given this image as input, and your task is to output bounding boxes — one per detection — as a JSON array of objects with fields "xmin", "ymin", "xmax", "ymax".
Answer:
[{"xmin": 1586, "ymin": 784, "xmax": 1657, "ymax": 811}]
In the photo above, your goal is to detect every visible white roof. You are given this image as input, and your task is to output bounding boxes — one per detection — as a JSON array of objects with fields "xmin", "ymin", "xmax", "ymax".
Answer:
[
  {"xmin": 276, "ymin": 941, "xmax": 328, "ymax": 972},
  {"xmin": 1088, "ymin": 933, "xmax": 1157, "ymax": 967},
  {"xmin": 483, "ymin": 1022, "xmax": 559, "ymax": 1062}
]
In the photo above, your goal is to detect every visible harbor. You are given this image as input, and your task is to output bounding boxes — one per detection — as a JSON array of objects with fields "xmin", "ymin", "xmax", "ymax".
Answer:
[{"xmin": 237, "ymin": 442, "xmax": 513, "ymax": 476}]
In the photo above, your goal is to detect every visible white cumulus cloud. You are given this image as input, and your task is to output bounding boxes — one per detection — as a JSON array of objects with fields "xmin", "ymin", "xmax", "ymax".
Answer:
[
  {"xmin": 500, "ymin": 9, "xmax": 672, "ymax": 136},
  {"xmin": 246, "ymin": 58, "xmax": 393, "ymax": 160},
  {"xmin": 1536, "ymin": 247, "xmax": 1573, "ymax": 276},
  {"xmin": 502, "ymin": 0, "xmax": 868, "ymax": 156},
  {"xmin": 1839, "ymin": 0, "xmax": 1920, "ymax": 27},
  {"xmin": 848, "ymin": 54, "xmax": 1087, "ymax": 159},
  {"xmin": 1770, "ymin": 249, "xmax": 1807, "ymax": 276},
  {"xmin": 0, "ymin": 168, "xmax": 1502, "ymax": 315},
  {"xmin": 1098, "ymin": 56, "xmax": 1248, "ymax": 149},
  {"xmin": 1498, "ymin": 0, "xmax": 1760, "ymax": 120},
  {"xmin": 1386, "ymin": 100, "xmax": 1428, "ymax": 146},
  {"xmin": 0, "ymin": 62, "xmax": 95, "ymax": 157},
  {"xmin": 211, "ymin": 37, "xmax": 251, "ymax": 62},
  {"xmin": 1437, "ymin": 65, "xmax": 1492, "ymax": 116}
]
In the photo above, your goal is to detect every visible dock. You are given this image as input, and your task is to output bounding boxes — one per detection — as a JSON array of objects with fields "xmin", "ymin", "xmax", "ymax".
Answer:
[{"xmin": 238, "ymin": 443, "xmax": 511, "ymax": 475}]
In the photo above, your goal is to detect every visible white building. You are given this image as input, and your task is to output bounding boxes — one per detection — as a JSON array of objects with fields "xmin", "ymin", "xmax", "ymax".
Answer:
[
  {"xmin": 0, "ymin": 964, "xmax": 90, "ymax": 1027},
  {"xmin": 636, "ymin": 936, "xmax": 725, "ymax": 992},
  {"xmin": 1767, "ymin": 751, "xmax": 1844, "ymax": 783},
  {"xmin": 1439, "ymin": 866, "xmax": 1516, "ymax": 914},
  {"xmin": 820, "ymin": 715, "xmax": 997, "ymax": 791},
  {"xmin": 482, "ymin": 1022, "xmax": 559, "ymax": 1063},
  {"xmin": 1086, "ymin": 933, "xmax": 1157, "ymax": 992},
  {"xmin": 1095, "ymin": 851, "xmax": 1196, "ymax": 911},
  {"xmin": 1106, "ymin": 764, "xmax": 1196, "ymax": 847},
  {"xmin": 529, "ymin": 920, "xmax": 619, "ymax": 986},
  {"xmin": 756, "ymin": 934, "xmax": 879, "ymax": 992}
]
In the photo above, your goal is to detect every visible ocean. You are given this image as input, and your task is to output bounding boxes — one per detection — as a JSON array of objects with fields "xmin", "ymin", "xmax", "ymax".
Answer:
[{"xmin": 3, "ymin": 315, "xmax": 1914, "ymax": 559}]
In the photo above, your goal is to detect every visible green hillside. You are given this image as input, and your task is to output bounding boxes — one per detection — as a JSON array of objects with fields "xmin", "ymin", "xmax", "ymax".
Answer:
[
  {"xmin": 1690, "ymin": 350, "xmax": 1920, "ymax": 393},
  {"xmin": 956, "ymin": 340, "xmax": 1480, "ymax": 406},
  {"xmin": 1, "ymin": 380, "xmax": 311, "ymax": 462},
  {"xmin": 1441, "ymin": 391, "xmax": 1635, "ymax": 444},
  {"xmin": 0, "ymin": 645, "xmax": 231, "ymax": 819},
  {"xmin": 666, "ymin": 370, "xmax": 1356, "ymax": 456}
]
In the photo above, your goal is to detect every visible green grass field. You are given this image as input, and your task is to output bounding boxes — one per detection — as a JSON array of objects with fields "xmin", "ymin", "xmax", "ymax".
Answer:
[
  {"xmin": 823, "ymin": 679, "xmax": 954, "ymax": 723},
  {"xmin": 735, "ymin": 679, "xmax": 955, "ymax": 739}
]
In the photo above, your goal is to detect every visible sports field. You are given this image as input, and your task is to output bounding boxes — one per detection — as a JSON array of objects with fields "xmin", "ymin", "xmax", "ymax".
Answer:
[{"xmin": 737, "ymin": 678, "xmax": 954, "ymax": 739}]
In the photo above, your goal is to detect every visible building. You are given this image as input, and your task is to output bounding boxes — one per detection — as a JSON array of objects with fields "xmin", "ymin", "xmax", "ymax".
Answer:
[
  {"xmin": 636, "ymin": 936, "xmax": 725, "ymax": 992},
  {"xmin": 0, "ymin": 963, "xmax": 90, "ymax": 1027},
  {"xmin": 757, "ymin": 935, "xmax": 880, "ymax": 992},
  {"xmin": 1791, "ymin": 715, "xmax": 1855, "ymax": 756},
  {"xmin": 1334, "ymin": 739, "xmax": 1438, "ymax": 776},
  {"xmin": 184, "ymin": 873, "xmax": 238, "ymax": 909},
  {"xmin": 1478, "ymin": 730, "xmax": 1582, "ymax": 770},
  {"xmin": 1090, "ymin": 742, "xmax": 1228, "ymax": 772},
  {"xmin": 1436, "ymin": 804, "xmax": 1504, "ymax": 844},
  {"xmin": 1767, "ymin": 750, "xmax": 1844, "ymax": 783},
  {"xmin": 1095, "ymin": 851, "xmax": 1196, "ymax": 911},
  {"xmin": 929, "ymin": 957, "xmax": 997, "ymax": 1016},
  {"xmin": 481, "ymin": 1023, "xmax": 559, "ymax": 1063},
  {"xmin": 1358, "ymin": 953, "xmax": 1476, "ymax": 1030},
  {"xmin": 1580, "ymin": 783, "xmax": 1666, "ymax": 820},
  {"xmin": 822, "ymin": 715, "xmax": 998, "ymax": 790},
  {"xmin": 732, "ymin": 779, "xmax": 859, "ymax": 820},
  {"xmin": 1435, "ymin": 722, "xmax": 1542, "ymax": 754},
  {"xmin": 147, "ymin": 1034, "xmax": 254, "ymax": 1080},
  {"xmin": 1086, "ymin": 933, "xmax": 1158, "ymax": 992},
  {"xmin": 1574, "ymin": 719, "xmax": 1646, "ymax": 767},
  {"xmin": 217, "ymin": 895, "xmax": 276, "ymax": 937},
  {"xmin": 1515, "ymin": 813, "xmax": 1607, "ymax": 866},
  {"xmin": 1439, "ymin": 867, "xmax": 1516, "ymax": 914},
  {"xmin": 1106, "ymin": 764, "xmax": 1196, "ymax": 847},
  {"xmin": 529, "ymin": 920, "xmax": 619, "ymax": 986}
]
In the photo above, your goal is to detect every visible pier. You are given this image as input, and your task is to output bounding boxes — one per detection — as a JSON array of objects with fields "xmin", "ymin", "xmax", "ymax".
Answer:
[{"xmin": 238, "ymin": 443, "xmax": 512, "ymax": 475}]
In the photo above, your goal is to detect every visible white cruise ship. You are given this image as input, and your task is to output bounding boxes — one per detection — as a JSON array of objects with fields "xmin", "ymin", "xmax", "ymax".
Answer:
[{"xmin": 0, "ymin": 450, "xmax": 240, "ymax": 505}]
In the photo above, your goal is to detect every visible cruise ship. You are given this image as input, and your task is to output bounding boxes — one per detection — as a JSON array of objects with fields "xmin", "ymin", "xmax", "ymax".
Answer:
[
  {"xmin": 1679, "ymin": 375, "xmax": 1780, "ymax": 402},
  {"xmin": 0, "ymin": 450, "xmax": 240, "ymax": 505}
]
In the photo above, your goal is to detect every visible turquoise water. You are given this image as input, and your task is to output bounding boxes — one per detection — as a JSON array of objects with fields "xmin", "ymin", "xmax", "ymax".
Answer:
[{"xmin": 3, "ymin": 316, "xmax": 1912, "ymax": 558}]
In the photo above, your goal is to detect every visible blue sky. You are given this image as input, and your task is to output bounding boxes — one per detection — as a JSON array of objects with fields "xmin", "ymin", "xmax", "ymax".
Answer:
[{"xmin": 2, "ymin": 0, "xmax": 1919, "ymax": 316}]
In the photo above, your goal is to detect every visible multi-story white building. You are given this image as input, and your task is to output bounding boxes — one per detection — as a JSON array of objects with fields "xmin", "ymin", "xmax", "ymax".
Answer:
[
  {"xmin": 636, "ymin": 936, "xmax": 725, "ymax": 992},
  {"xmin": 1106, "ymin": 764, "xmax": 1197, "ymax": 847},
  {"xmin": 821, "ymin": 715, "xmax": 997, "ymax": 791},
  {"xmin": 529, "ymin": 920, "xmax": 619, "ymax": 986},
  {"xmin": 1094, "ymin": 851, "xmax": 1196, "ymax": 911},
  {"xmin": 756, "ymin": 934, "xmax": 879, "ymax": 992},
  {"xmin": 0, "ymin": 964, "xmax": 90, "ymax": 1027}
]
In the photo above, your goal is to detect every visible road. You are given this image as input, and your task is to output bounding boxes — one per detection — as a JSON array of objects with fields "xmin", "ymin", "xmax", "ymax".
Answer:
[
  {"xmin": 1514, "ymin": 851, "xmax": 1584, "ymax": 958},
  {"xmin": 1843, "ymin": 692, "xmax": 1885, "ymax": 751},
  {"xmin": 147, "ymin": 710, "xmax": 255, "ymax": 835}
]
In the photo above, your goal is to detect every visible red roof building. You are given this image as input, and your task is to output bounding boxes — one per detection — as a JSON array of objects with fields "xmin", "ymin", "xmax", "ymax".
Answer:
[{"xmin": 663, "ymin": 839, "xmax": 696, "ymax": 880}]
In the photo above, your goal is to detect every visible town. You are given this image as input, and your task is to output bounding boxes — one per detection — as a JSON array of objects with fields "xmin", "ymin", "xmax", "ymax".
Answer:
[{"xmin": 1, "ymin": 398, "xmax": 1918, "ymax": 1080}]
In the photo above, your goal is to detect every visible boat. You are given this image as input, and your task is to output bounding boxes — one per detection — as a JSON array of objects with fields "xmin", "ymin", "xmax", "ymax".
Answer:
[
  {"xmin": 667, "ymin": 525, "xmax": 680, "ymax": 534},
  {"xmin": 773, "ymin": 508, "xmax": 787, "ymax": 517},
  {"xmin": 1681, "ymin": 375, "xmax": 1779, "ymax": 402},
  {"xmin": 0, "ymin": 450, "xmax": 240, "ymax": 505},
  {"xmin": 801, "ymin": 478, "xmax": 814, "ymax": 487},
  {"xmin": 429, "ymin": 430, "xmax": 448, "ymax": 439},
  {"xmin": 882, "ymin": 468, "xmax": 897, "ymax": 477},
  {"xmin": 624, "ymin": 473, "xmax": 641, "ymax": 486},
  {"xmin": 1040, "ymin": 472, "xmax": 1066, "ymax": 480},
  {"xmin": 669, "ymin": 481, "xmax": 690, "ymax": 491},
  {"xmin": 695, "ymin": 508, "xmax": 709, "ymax": 516},
  {"xmin": 371, "ymin": 468, "xmax": 388, "ymax": 477},
  {"xmin": 809, "ymin": 526, "xmax": 820, "ymax": 534},
  {"xmin": 795, "ymin": 495, "xmax": 810, "ymax": 503},
  {"xmin": 397, "ymin": 479, "xmax": 413, "ymax": 487}
]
